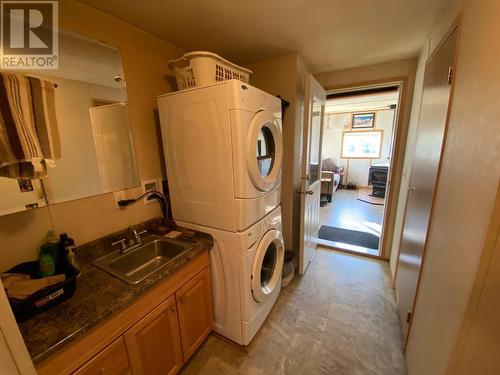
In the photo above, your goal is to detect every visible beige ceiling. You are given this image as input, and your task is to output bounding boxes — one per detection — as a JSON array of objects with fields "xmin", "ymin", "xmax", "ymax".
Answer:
[{"xmin": 78, "ymin": 0, "xmax": 448, "ymax": 73}]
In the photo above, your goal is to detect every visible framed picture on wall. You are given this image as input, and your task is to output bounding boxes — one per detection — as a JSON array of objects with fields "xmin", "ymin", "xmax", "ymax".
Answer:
[
  {"xmin": 352, "ymin": 112, "xmax": 375, "ymax": 129},
  {"xmin": 341, "ymin": 130, "xmax": 383, "ymax": 159}
]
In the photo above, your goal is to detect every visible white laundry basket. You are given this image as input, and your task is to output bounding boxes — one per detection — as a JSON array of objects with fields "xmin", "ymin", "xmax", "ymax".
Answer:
[{"xmin": 168, "ymin": 51, "xmax": 253, "ymax": 90}]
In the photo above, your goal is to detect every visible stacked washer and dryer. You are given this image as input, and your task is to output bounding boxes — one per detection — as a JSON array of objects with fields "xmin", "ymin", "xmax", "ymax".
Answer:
[{"xmin": 157, "ymin": 79, "xmax": 285, "ymax": 346}]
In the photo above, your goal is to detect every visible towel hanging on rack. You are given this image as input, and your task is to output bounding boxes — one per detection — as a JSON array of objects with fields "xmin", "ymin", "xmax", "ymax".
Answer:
[{"xmin": 0, "ymin": 73, "xmax": 61, "ymax": 179}]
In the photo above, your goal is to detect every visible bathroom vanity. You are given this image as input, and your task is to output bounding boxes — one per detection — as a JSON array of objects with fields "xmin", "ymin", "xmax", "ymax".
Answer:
[{"xmin": 19, "ymin": 229, "xmax": 213, "ymax": 375}]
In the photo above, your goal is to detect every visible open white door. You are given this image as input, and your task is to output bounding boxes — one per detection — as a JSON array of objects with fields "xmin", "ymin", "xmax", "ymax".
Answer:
[{"xmin": 298, "ymin": 75, "xmax": 326, "ymax": 275}]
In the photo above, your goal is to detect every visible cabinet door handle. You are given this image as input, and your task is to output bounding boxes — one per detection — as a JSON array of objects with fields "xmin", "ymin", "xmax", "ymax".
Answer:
[
  {"xmin": 179, "ymin": 296, "xmax": 185, "ymax": 304},
  {"xmin": 99, "ymin": 367, "xmax": 107, "ymax": 374},
  {"xmin": 170, "ymin": 304, "xmax": 177, "ymax": 312}
]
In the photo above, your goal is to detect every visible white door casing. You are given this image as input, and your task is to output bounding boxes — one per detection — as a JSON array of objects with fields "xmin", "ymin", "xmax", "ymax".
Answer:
[
  {"xmin": 299, "ymin": 75, "xmax": 326, "ymax": 275},
  {"xmin": 0, "ymin": 280, "xmax": 36, "ymax": 375}
]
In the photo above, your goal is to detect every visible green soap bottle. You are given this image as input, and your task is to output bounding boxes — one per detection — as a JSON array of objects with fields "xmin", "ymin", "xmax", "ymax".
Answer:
[{"xmin": 38, "ymin": 231, "xmax": 59, "ymax": 277}]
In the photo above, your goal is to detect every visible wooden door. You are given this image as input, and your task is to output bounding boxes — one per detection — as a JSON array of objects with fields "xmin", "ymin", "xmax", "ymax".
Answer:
[
  {"xmin": 396, "ymin": 27, "xmax": 458, "ymax": 341},
  {"xmin": 299, "ymin": 75, "xmax": 326, "ymax": 275},
  {"xmin": 176, "ymin": 267, "xmax": 213, "ymax": 360},
  {"xmin": 124, "ymin": 295, "xmax": 184, "ymax": 375},
  {"xmin": 73, "ymin": 338, "xmax": 131, "ymax": 375}
]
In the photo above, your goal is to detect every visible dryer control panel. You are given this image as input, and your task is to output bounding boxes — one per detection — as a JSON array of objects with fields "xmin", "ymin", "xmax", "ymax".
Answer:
[{"xmin": 244, "ymin": 206, "xmax": 282, "ymax": 249}]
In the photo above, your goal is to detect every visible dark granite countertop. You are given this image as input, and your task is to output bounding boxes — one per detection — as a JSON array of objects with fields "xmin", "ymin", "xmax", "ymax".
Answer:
[{"xmin": 17, "ymin": 223, "xmax": 213, "ymax": 364}]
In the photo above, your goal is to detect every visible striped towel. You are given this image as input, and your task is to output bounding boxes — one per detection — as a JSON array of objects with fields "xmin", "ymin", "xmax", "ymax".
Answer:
[{"xmin": 0, "ymin": 73, "xmax": 61, "ymax": 179}]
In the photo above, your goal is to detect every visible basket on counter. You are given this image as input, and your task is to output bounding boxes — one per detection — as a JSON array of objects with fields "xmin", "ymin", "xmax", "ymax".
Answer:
[
  {"xmin": 5, "ymin": 261, "xmax": 79, "ymax": 322},
  {"xmin": 168, "ymin": 51, "xmax": 253, "ymax": 90}
]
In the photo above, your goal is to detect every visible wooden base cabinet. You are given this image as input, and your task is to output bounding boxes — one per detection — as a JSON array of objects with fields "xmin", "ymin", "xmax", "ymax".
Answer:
[
  {"xmin": 36, "ymin": 252, "xmax": 212, "ymax": 375},
  {"xmin": 72, "ymin": 337, "xmax": 131, "ymax": 375},
  {"xmin": 176, "ymin": 267, "xmax": 213, "ymax": 360},
  {"xmin": 124, "ymin": 295, "xmax": 184, "ymax": 375}
]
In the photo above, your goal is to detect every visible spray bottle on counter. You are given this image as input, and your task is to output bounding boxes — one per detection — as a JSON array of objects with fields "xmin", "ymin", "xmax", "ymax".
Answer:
[{"xmin": 59, "ymin": 233, "xmax": 79, "ymax": 276}]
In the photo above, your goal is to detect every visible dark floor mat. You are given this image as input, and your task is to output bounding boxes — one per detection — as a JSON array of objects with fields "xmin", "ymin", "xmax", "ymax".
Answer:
[{"xmin": 319, "ymin": 225, "xmax": 380, "ymax": 250}]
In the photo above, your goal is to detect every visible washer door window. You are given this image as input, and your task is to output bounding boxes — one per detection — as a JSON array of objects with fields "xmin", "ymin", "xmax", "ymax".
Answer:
[
  {"xmin": 252, "ymin": 229, "xmax": 284, "ymax": 303},
  {"xmin": 247, "ymin": 110, "xmax": 283, "ymax": 192}
]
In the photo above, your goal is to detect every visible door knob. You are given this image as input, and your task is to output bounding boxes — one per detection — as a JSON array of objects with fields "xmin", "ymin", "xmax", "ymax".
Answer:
[{"xmin": 306, "ymin": 190, "xmax": 313, "ymax": 195}]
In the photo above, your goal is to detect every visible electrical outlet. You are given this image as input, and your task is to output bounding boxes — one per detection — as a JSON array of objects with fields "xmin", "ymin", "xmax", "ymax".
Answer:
[
  {"xmin": 114, "ymin": 190, "xmax": 127, "ymax": 208},
  {"xmin": 141, "ymin": 179, "xmax": 161, "ymax": 205}
]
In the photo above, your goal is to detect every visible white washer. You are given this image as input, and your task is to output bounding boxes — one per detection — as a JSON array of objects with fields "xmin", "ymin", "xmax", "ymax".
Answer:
[
  {"xmin": 157, "ymin": 80, "xmax": 282, "ymax": 232},
  {"xmin": 176, "ymin": 206, "xmax": 284, "ymax": 346}
]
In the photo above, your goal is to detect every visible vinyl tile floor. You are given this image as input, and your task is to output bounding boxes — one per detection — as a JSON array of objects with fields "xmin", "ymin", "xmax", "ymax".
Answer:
[
  {"xmin": 181, "ymin": 248, "xmax": 406, "ymax": 375},
  {"xmin": 320, "ymin": 189, "xmax": 384, "ymax": 237}
]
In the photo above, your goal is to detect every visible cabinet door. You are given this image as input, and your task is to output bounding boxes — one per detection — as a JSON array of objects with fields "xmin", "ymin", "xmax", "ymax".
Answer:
[
  {"xmin": 124, "ymin": 295, "xmax": 184, "ymax": 375},
  {"xmin": 176, "ymin": 267, "xmax": 213, "ymax": 360},
  {"xmin": 73, "ymin": 337, "xmax": 131, "ymax": 375}
]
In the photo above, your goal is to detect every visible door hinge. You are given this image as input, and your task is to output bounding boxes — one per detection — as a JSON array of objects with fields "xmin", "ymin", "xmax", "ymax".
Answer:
[
  {"xmin": 447, "ymin": 66, "xmax": 453, "ymax": 85},
  {"xmin": 406, "ymin": 311, "xmax": 413, "ymax": 324}
]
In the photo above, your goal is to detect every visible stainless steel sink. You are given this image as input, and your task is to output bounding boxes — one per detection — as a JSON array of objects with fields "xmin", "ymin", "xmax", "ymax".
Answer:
[{"xmin": 93, "ymin": 236, "xmax": 193, "ymax": 284}]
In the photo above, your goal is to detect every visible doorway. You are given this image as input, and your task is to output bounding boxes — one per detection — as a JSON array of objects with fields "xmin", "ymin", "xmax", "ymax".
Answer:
[{"xmin": 317, "ymin": 86, "xmax": 402, "ymax": 257}]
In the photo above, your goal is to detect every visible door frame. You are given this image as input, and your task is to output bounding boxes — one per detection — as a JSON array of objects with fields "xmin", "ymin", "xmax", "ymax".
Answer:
[
  {"xmin": 0, "ymin": 280, "xmax": 36, "ymax": 375},
  {"xmin": 322, "ymin": 77, "xmax": 410, "ymax": 260}
]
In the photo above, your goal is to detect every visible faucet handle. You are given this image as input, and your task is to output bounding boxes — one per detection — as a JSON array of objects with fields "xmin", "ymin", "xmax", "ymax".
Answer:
[
  {"xmin": 111, "ymin": 238, "xmax": 127, "ymax": 251},
  {"xmin": 137, "ymin": 229, "xmax": 147, "ymax": 244}
]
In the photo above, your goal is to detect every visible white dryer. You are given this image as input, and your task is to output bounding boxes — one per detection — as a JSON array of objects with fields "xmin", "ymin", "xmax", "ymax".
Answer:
[
  {"xmin": 157, "ymin": 80, "xmax": 282, "ymax": 232},
  {"xmin": 177, "ymin": 205, "xmax": 284, "ymax": 346}
]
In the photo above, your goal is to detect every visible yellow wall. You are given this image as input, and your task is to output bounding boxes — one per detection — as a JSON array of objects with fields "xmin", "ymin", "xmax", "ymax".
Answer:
[
  {"xmin": 0, "ymin": 0, "xmax": 184, "ymax": 271},
  {"xmin": 315, "ymin": 59, "xmax": 417, "ymax": 91},
  {"xmin": 450, "ymin": 183, "xmax": 500, "ymax": 375},
  {"xmin": 401, "ymin": 0, "xmax": 500, "ymax": 374}
]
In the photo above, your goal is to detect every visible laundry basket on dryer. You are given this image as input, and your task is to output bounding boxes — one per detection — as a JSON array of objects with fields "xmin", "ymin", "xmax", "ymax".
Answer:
[{"xmin": 168, "ymin": 51, "xmax": 253, "ymax": 90}]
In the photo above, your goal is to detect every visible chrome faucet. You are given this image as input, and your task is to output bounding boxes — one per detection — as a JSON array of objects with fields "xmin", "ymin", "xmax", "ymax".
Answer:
[
  {"xmin": 128, "ymin": 226, "xmax": 141, "ymax": 247},
  {"xmin": 111, "ymin": 226, "xmax": 147, "ymax": 254}
]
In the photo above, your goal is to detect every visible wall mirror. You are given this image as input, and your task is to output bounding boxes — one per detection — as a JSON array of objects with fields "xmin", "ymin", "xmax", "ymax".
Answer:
[{"xmin": 0, "ymin": 31, "xmax": 140, "ymax": 216}]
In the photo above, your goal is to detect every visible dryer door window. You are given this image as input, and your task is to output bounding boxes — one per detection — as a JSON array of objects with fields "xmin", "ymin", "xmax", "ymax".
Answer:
[
  {"xmin": 252, "ymin": 229, "xmax": 284, "ymax": 303},
  {"xmin": 257, "ymin": 126, "xmax": 275, "ymax": 177},
  {"xmin": 247, "ymin": 110, "xmax": 283, "ymax": 192}
]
